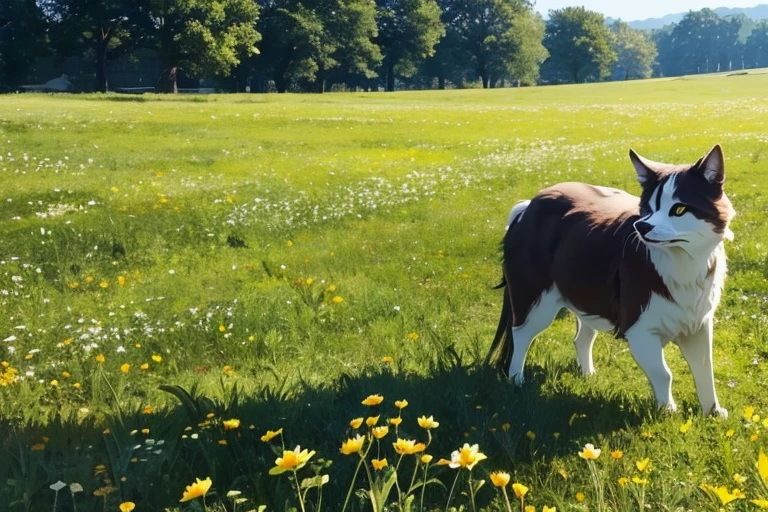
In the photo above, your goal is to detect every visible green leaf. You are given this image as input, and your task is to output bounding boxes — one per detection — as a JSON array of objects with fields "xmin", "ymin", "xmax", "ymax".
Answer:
[{"xmin": 300, "ymin": 474, "xmax": 330, "ymax": 489}]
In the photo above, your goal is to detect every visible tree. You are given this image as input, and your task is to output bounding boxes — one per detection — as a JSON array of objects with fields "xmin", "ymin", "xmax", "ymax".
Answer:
[
  {"xmin": 255, "ymin": 0, "xmax": 380, "ymax": 92},
  {"xmin": 0, "ymin": 0, "xmax": 49, "ymax": 88},
  {"xmin": 743, "ymin": 20, "xmax": 768, "ymax": 69},
  {"xmin": 430, "ymin": 0, "xmax": 544, "ymax": 88},
  {"xmin": 656, "ymin": 9, "xmax": 740, "ymax": 77},
  {"xmin": 541, "ymin": 6, "xmax": 616, "ymax": 83},
  {"xmin": 320, "ymin": 0, "xmax": 382, "ymax": 90},
  {"xmin": 147, "ymin": 0, "xmax": 260, "ymax": 93},
  {"xmin": 375, "ymin": 0, "xmax": 444, "ymax": 91},
  {"xmin": 40, "ymin": 0, "xmax": 150, "ymax": 92},
  {"xmin": 505, "ymin": 10, "xmax": 547, "ymax": 85},
  {"xmin": 610, "ymin": 21, "xmax": 657, "ymax": 80}
]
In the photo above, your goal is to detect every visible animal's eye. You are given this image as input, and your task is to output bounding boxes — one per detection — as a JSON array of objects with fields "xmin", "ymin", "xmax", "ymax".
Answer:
[{"xmin": 671, "ymin": 204, "xmax": 688, "ymax": 216}]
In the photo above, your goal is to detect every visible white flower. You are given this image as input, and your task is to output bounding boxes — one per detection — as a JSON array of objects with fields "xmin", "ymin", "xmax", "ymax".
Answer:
[{"xmin": 49, "ymin": 481, "xmax": 66, "ymax": 492}]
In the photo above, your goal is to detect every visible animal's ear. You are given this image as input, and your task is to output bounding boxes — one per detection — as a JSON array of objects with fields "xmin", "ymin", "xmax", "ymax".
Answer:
[
  {"xmin": 696, "ymin": 144, "xmax": 725, "ymax": 185},
  {"xmin": 629, "ymin": 149, "xmax": 662, "ymax": 186}
]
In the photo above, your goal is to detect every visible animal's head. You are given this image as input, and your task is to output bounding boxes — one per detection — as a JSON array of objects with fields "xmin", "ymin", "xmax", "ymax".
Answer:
[{"xmin": 629, "ymin": 145, "xmax": 735, "ymax": 251}]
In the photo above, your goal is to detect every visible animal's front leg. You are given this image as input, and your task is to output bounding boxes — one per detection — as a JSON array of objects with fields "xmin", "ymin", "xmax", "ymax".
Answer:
[
  {"xmin": 625, "ymin": 332, "xmax": 676, "ymax": 412},
  {"xmin": 676, "ymin": 318, "xmax": 727, "ymax": 418}
]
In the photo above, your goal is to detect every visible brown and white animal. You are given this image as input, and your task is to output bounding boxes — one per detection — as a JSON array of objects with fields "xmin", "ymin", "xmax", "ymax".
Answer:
[{"xmin": 486, "ymin": 145, "xmax": 735, "ymax": 416}]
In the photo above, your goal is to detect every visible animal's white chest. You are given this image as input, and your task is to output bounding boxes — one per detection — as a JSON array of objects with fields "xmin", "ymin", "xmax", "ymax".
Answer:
[{"xmin": 634, "ymin": 244, "xmax": 727, "ymax": 339}]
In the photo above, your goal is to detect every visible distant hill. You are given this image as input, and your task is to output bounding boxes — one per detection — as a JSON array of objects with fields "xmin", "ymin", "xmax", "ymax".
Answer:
[{"xmin": 613, "ymin": 4, "xmax": 768, "ymax": 30}]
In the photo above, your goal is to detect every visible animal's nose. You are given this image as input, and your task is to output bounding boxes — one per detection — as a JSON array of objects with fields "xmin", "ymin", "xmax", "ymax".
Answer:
[{"xmin": 635, "ymin": 221, "xmax": 653, "ymax": 236}]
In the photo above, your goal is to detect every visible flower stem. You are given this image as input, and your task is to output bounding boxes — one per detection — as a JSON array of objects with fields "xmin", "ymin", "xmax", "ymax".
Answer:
[
  {"xmin": 419, "ymin": 462, "xmax": 429, "ymax": 512},
  {"xmin": 341, "ymin": 455, "xmax": 365, "ymax": 512},
  {"xmin": 501, "ymin": 487, "xmax": 513, "ymax": 512},
  {"xmin": 444, "ymin": 471, "xmax": 461, "ymax": 512},
  {"xmin": 468, "ymin": 472, "xmax": 477, "ymax": 512},
  {"xmin": 293, "ymin": 470, "xmax": 307, "ymax": 512}
]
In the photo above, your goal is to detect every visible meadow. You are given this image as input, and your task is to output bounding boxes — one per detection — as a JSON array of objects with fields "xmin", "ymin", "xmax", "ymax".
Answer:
[{"xmin": 1, "ymin": 72, "xmax": 768, "ymax": 511}]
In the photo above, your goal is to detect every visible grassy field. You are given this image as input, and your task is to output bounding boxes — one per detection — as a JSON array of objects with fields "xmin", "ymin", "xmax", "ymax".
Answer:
[{"xmin": 2, "ymin": 72, "xmax": 768, "ymax": 511}]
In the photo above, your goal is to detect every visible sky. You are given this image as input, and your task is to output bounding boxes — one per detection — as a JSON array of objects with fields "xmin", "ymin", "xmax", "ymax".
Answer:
[{"xmin": 532, "ymin": 1, "xmax": 759, "ymax": 21}]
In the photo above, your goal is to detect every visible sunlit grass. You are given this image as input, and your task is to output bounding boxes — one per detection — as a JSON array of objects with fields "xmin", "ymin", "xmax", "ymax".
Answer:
[{"xmin": 1, "ymin": 71, "xmax": 768, "ymax": 510}]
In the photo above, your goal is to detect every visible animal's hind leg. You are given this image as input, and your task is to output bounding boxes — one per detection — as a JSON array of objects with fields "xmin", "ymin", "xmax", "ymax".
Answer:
[
  {"xmin": 508, "ymin": 288, "xmax": 563, "ymax": 384},
  {"xmin": 573, "ymin": 318, "xmax": 597, "ymax": 375}
]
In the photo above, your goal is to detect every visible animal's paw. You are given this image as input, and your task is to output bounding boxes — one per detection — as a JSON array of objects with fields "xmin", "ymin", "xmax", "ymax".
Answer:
[
  {"xmin": 710, "ymin": 406, "xmax": 728, "ymax": 419},
  {"xmin": 510, "ymin": 372, "xmax": 526, "ymax": 386}
]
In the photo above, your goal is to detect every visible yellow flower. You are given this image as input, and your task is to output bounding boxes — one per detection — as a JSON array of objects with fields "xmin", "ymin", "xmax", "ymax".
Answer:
[
  {"xmin": 632, "ymin": 476, "xmax": 649, "ymax": 485},
  {"xmin": 366, "ymin": 415, "xmax": 380, "ymax": 427},
  {"xmin": 575, "ymin": 492, "xmax": 586, "ymax": 503},
  {"xmin": 349, "ymin": 417, "xmax": 364, "ymax": 429},
  {"xmin": 260, "ymin": 428, "xmax": 283, "ymax": 443},
  {"xmin": 542, "ymin": 507, "xmax": 556, "ymax": 512},
  {"xmin": 117, "ymin": 276, "xmax": 126, "ymax": 287},
  {"xmin": 371, "ymin": 458, "xmax": 388, "ymax": 470},
  {"xmin": 617, "ymin": 476, "xmax": 630, "ymax": 487},
  {"xmin": 381, "ymin": 356, "xmax": 394, "ymax": 364},
  {"xmin": 760, "ymin": 450, "xmax": 768, "ymax": 484},
  {"xmin": 393, "ymin": 438, "xmax": 427, "ymax": 455},
  {"xmin": 421, "ymin": 454, "xmax": 433, "ymax": 464},
  {"xmin": 142, "ymin": 405, "xmax": 154, "ymax": 415},
  {"xmin": 751, "ymin": 499, "xmax": 768, "ymax": 509},
  {"xmin": 743, "ymin": 405, "xmax": 756, "ymax": 421},
  {"xmin": 417, "ymin": 415, "xmax": 439, "ymax": 429},
  {"xmin": 489, "ymin": 471, "xmax": 511, "ymax": 488},
  {"xmin": 610, "ymin": 449, "xmax": 623, "ymax": 460},
  {"xmin": 394, "ymin": 399, "xmax": 408, "ymax": 409},
  {"xmin": 679, "ymin": 418, "xmax": 693, "ymax": 433},
  {"xmin": 99, "ymin": 280, "xmax": 109, "ymax": 289},
  {"xmin": 31, "ymin": 443, "xmax": 45, "ymax": 451},
  {"xmin": 331, "ymin": 295, "xmax": 344, "ymax": 304},
  {"xmin": 635, "ymin": 457, "xmax": 650, "ymax": 472},
  {"xmin": 269, "ymin": 446, "xmax": 315, "ymax": 475},
  {"xmin": 388, "ymin": 417, "xmax": 403, "ymax": 426},
  {"xmin": 700, "ymin": 484, "xmax": 744, "ymax": 505},
  {"xmin": 151, "ymin": 354, "xmax": 163, "ymax": 363},
  {"xmin": 361, "ymin": 394, "xmax": 384, "ymax": 406},
  {"xmin": 120, "ymin": 363, "xmax": 130, "ymax": 374},
  {"xmin": 733, "ymin": 473, "xmax": 747, "ymax": 485},
  {"xmin": 526, "ymin": 430, "xmax": 536, "ymax": 440},
  {"xmin": 449, "ymin": 443, "xmax": 487, "ymax": 470},
  {"xmin": 340, "ymin": 434, "xmax": 365, "ymax": 455},
  {"xmin": 725, "ymin": 429, "xmax": 735, "ymax": 438},
  {"xmin": 578, "ymin": 443, "xmax": 601, "ymax": 460},
  {"xmin": 525, "ymin": 506, "xmax": 535, "ymax": 512},
  {"xmin": 179, "ymin": 477, "xmax": 212, "ymax": 502},
  {"xmin": 512, "ymin": 482, "xmax": 529, "ymax": 499},
  {"xmin": 140, "ymin": 363, "xmax": 149, "ymax": 370},
  {"xmin": 119, "ymin": 502, "xmax": 136, "ymax": 512},
  {"xmin": 222, "ymin": 418, "xmax": 240, "ymax": 431},
  {"xmin": 95, "ymin": 354, "xmax": 105, "ymax": 364},
  {"xmin": 372, "ymin": 426, "xmax": 389, "ymax": 439}
]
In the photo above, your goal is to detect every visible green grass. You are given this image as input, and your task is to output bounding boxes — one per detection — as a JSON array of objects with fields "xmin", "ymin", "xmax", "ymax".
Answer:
[{"xmin": 2, "ymin": 71, "xmax": 768, "ymax": 511}]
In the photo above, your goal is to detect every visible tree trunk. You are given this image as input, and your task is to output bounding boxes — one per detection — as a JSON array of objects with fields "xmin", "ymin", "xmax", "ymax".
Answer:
[
  {"xmin": 438, "ymin": 75, "xmax": 445, "ymax": 89},
  {"xmin": 95, "ymin": 41, "xmax": 108, "ymax": 92},
  {"xmin": 275, "ymin": 74, "xmax": 287, "ymax": 93},
  {"xmin": 481, "ymin": 73, "xmax": 489, "ymax": 88},
  {"xmin": 157, "ymin": 66, "xmax": 178, "ymax": 93},
  {"xmin": 386, "ymin": 61, "xmax": 395, "ymax": 92}
]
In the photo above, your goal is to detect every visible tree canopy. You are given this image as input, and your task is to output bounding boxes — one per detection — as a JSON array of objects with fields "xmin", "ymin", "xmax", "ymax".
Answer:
[{"xmin": 541, "ymin": 6, "xmax": 616, "ymax": 83}]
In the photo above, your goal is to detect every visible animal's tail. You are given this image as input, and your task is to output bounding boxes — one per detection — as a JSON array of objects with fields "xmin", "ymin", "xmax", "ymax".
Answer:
[
  {"xmin": 485, "ymin": 200, "xmax": 530, "ymax": 375},
  {"xmin": 485, "ymin": 278, "xmax": 514, "ymax": 375}
]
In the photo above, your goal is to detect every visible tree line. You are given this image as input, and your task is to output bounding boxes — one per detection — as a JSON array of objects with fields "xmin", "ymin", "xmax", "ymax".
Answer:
[{"xmin": 1, "ymin": 1, "xmax": 767, "ymax": 93}]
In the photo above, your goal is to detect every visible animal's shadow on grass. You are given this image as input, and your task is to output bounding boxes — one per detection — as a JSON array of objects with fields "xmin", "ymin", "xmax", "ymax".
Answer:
[{"xmin": 0, "ymin": 358, "xmax": 652, "ymax": 511}]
